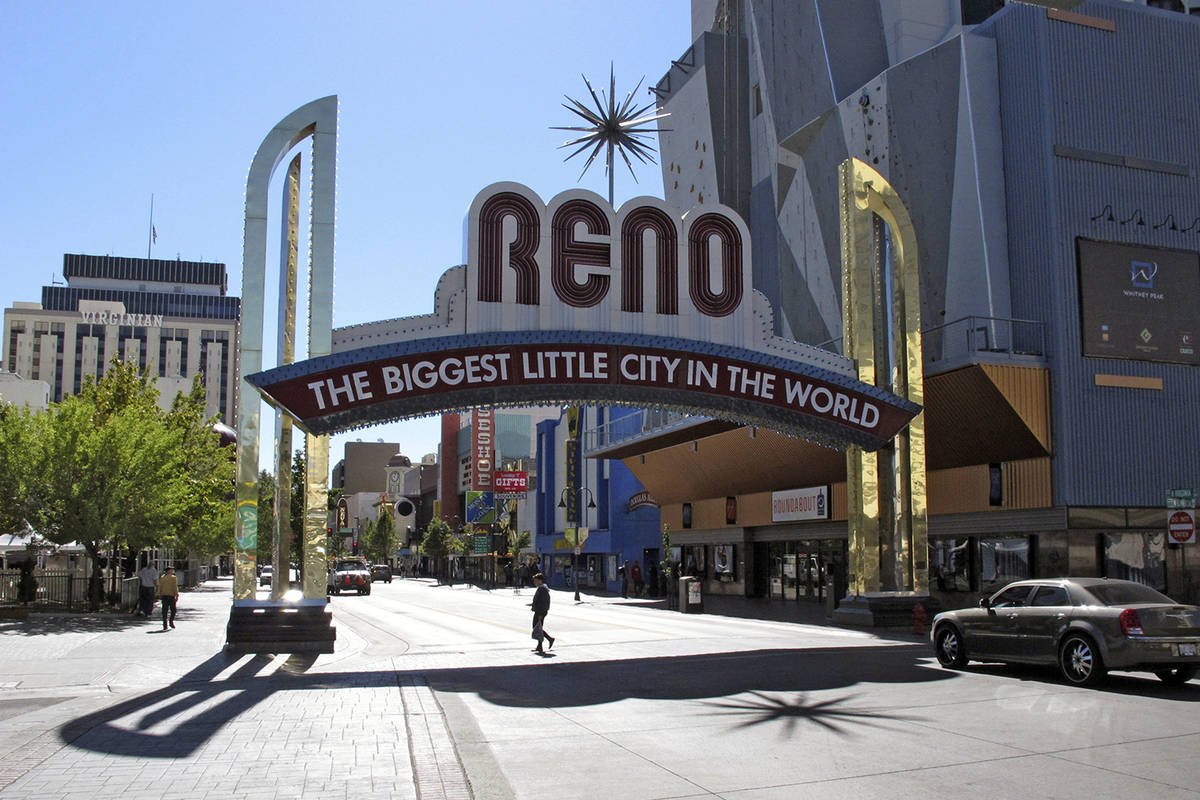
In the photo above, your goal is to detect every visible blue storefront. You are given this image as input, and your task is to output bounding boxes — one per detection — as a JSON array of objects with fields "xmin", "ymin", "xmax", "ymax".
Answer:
[{"xmin": 534, "ymin": 408, "xmax": 663, "ymax": 595}]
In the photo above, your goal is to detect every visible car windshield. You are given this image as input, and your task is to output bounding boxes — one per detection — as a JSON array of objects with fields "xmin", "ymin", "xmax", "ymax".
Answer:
[{"xmin": 1084, "ymin": 582, "xmax": 1173, "ymax": 606}]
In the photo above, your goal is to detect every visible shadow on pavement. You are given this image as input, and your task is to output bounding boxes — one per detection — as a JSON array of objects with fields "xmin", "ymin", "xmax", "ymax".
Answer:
[
  {"xmin": 58, "ymin": 642, "xmax": 1200, "ymax": 760},
  {"xmin": 956, "ymin": 662, "xmax": 1200, "ymax": 700},
  {"xmin": 0, "ymin": 580, "xmax": 233, "ymax": 636},
  {"xmin": 60, "ymin": 644, "xmax": 948, "ymax": 758}
]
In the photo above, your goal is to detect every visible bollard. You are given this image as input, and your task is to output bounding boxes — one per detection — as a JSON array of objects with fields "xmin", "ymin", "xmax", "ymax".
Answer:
[{"xmin": 912, "ymin": 602, "xmax": 927, "ymax": 637}]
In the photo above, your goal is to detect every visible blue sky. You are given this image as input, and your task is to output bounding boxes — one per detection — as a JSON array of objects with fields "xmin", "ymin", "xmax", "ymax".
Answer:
[{"xmin": 0, "ymin": 1, "xmax": 691, "ymax": 473}]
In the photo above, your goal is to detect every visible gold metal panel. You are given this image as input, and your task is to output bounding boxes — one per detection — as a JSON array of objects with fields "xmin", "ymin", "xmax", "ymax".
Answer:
[
  {"xmin": 1046, "ymin": 7, "xmax": 1117, "ymax": 32},
  {"xmin": 304, "ymin": 431, "xmax": 329, "ymax": 598},
  {"xmin": 925, "ymin": 365, "xmax": 1051, "ymax": 467},
  {"xmin": 1094, "ymin": 373, "xmax": 1163, "ymax": 390},
  {"xmin": 271, "ymin": 155, "xmax": 301, "ymax": 601},
  {"xmin": 840, "ymin": 158, "xmax": 927, "ymax": 596}
]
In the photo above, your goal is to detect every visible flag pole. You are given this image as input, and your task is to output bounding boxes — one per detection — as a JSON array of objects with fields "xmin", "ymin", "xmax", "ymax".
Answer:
[{"xmin": 147, "ymin": 194, "xmax": 155, "ymax": 259}]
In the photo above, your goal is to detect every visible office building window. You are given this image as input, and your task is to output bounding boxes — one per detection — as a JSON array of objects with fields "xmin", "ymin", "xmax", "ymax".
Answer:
[{"xmin": 7, "ymin": 322, "xmax": 25, "ymax": 372}]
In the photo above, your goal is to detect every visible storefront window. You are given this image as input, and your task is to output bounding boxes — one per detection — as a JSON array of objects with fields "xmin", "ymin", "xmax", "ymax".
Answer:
[
  {"xmin": 979, "ymin": 536, "xmax": 1029, "ymax": 591},
  {"xmin": 713, "ymin": 545, "xmax": 736, "ymax": 581},
  {"xmin": 1103, "ymin": 532, "xmax": 1166, "ymax": 591},
  {"xmin": 683, "ymin": 545, "xmax": 706, "ymax": 578},
  {"xmin": 930, "ymin": 538, "xmax": 973, "ymax": 592}
]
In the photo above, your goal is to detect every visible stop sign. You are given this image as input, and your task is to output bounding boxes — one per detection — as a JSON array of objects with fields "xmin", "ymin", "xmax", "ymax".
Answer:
[{"xmin": 1168, "ymin": 509, "xmax": 1196, "ymax": 544}]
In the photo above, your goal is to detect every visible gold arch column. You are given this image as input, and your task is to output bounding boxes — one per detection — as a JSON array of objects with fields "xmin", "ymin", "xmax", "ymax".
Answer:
[{"xmin": 836, "ymin": 158, "xmax": 930, "ymax": 624}]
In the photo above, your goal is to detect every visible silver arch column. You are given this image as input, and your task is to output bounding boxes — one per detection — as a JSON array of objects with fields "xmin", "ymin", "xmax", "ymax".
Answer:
[{"xmin": 233, "ymin": 96, "xmax": 337, "ymax": 604}]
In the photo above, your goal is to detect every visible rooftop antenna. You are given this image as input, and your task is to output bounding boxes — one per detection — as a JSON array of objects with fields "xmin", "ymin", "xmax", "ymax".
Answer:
[{"xmin": 146, "ymin": 194, "xmax": 157, "ymax": 260}]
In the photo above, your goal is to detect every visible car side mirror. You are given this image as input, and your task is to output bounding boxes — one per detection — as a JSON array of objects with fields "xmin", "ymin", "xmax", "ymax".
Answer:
[{"xmin": 978, "ymin": 597, "xmax": 991, "ymax": 609}]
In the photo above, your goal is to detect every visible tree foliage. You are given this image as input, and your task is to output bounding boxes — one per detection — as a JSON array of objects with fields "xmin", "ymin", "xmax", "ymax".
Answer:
[
  {"xmin": 421, "ymin": 517, "xmax": 452, "ymax": 560},
  {"xmin": 256, "ymin": 470, "xmax": 275, "ymax": 563},
  {"xmin": 289, "ymin": 448, "xmax": 305, "ymax": 546},
  {"xmin": 12, "ymin": 360, "xmax": 233, "ymax": 608},
  {"xmin": 0, "ymin": 404, "xmax": 44, "ymax": 534},
  {"xmin": 368, "ymin": 509, "xmax": 396, "ymax": 563}
]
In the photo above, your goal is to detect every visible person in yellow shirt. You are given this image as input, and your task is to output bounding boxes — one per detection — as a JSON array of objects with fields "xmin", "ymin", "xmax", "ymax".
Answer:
[{"xmin": 155, "ymin": 567, "xmax": 180, "ymax": 630}]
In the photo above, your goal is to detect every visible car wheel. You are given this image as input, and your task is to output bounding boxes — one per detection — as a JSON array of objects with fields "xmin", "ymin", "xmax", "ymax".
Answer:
[
  {"xmin": 935, "ymin": 625, "xmax": 968, "ymax": 668},
  {"xmin": 1154, "ymin": 666, "xmax": 1197, "ymax": 685},
  {"xmin": 1059, "ymin": 633, "xmax": 1106, "ymax": 686}
]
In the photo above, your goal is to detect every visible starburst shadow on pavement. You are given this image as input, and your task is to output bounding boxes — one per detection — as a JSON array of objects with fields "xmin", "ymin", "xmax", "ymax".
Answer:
[{"xmin": 698, "ymin": 690, "xmax": 921, "ymax": 738}]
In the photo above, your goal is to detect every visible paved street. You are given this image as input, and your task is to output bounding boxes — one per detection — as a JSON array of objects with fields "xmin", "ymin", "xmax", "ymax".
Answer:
[{"xmin": 0, "ymin": 576, "xmax": 1198, "ymax": 799}]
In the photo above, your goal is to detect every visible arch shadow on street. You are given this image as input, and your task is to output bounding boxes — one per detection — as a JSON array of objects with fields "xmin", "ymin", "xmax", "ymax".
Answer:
[
  {"xmin": 58, "ymin": 644, "xmax": 948, "ymax": 759},
  {"xmin": 57, "ymin": 643, "xmax": 1200, "ymax": 760}
]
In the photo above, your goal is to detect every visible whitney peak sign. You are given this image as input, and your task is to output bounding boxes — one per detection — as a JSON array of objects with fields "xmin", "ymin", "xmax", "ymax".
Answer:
[{"xmin": 246, "ymin": 182, "xmax": 919, "ymax": 450}]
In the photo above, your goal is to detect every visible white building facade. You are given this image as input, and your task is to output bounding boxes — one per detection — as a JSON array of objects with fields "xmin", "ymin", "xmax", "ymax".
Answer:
[{"xmin": 2, "ymin": 254, "xmax": 240, "ymax": 424}]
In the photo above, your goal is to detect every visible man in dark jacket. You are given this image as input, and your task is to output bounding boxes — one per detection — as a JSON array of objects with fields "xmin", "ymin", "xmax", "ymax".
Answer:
[{"xmin": 531, "ymin": 573, "xmax": 555, "ymax": 654}]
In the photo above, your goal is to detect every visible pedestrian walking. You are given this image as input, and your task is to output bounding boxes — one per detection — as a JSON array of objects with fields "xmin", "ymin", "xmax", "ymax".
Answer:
[
  {"xmin": 631, "ymin": 560, "xmax": 644, "ymax": 597},
  {"xmin": 136, "ymin": 557, "xmax": 158, "ymax": 617},
  {"xmin": 648, "ymin": 562, "xmax": 659, "ymax": 598},
  {"xmin": 156, "ymin": 567, "xmax": 179, "ymax": 630},
  {"xmin": 619, "ymin": 560, "xmax": 629, "ymax": 598},
  {"xmin": 530, "ymin": 573, "xmax": 555, "ymax": 655}
]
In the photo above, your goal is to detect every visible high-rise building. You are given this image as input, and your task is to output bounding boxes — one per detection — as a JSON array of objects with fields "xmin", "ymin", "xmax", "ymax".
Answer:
[
  {"xmin": 603, "ymin": 0, "xmax": 1200, "ymax": 616},
  {"xmin": 3, "ymin": 254, "xmax": 240, "ymax": 424}
]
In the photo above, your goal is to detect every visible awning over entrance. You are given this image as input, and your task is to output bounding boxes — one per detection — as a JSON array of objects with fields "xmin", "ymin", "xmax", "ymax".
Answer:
[{"xmin": 620, "ymin": 363, "xmax": 1050, "ymax": 505}]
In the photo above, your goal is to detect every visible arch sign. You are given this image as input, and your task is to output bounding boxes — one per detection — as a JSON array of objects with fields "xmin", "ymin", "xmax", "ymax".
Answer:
[{"xmin": 246, "ymin": 182, "xmax": 919, "ymax": 450}]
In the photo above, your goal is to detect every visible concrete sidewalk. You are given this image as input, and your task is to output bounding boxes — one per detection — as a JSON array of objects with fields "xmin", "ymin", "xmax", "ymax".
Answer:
[
  {"xmin": 0, "ymin": 578, "xmax": 429, "ymax": 800},
  {"xmin": 0, "ymin": 577, "xmax": 926, "ymax": 800}
]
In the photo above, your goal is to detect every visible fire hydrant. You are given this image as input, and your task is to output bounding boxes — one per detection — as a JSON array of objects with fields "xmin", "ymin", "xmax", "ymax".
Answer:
[{"xmin": 912, "ymin": 602, "xmax": 927, "ymax": 637}]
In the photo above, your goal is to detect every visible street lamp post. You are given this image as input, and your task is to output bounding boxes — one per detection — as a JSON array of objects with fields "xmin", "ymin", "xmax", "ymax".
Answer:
[{"xmin": 558, "ymin": 487, "xmax": 596, "ymax": 602}]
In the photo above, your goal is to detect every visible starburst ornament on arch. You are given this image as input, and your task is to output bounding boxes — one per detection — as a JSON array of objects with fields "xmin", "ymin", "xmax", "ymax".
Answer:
[{"xmin": 551, "ymin": 64, "xmax": 670, "ymax": 204}]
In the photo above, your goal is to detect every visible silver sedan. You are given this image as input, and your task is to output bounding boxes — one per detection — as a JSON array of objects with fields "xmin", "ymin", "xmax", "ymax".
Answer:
[{"xmin": 931, "ymin": 577, "xmax": 1200, "ymax": 686}]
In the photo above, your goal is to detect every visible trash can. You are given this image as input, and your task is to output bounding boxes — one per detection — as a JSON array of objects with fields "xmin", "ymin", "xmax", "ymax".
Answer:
[{"xmin": 678, "ymin": 576, "xmax": 703, "ymax": 613}]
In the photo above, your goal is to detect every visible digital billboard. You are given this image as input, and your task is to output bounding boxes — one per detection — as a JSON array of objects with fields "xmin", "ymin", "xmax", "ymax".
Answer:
[{"xmin": 1076, "ymin": 238, "xmax": 1199, "ymax": 365}]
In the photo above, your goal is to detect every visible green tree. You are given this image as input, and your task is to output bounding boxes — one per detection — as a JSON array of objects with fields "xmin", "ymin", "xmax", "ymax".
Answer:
[
  {"xmin": 29, "ymin": 360, "xmax": 232, "ymax": 609},
  {"xmin": 326, "ymin": 487, "xmax": 344, "ymax": 560},
  {"xmin": 0, "ymin": 404, "xmax": 43, "ymax": 534},
  {"xmin": 368, "ymin": 509, "xmax": 396, "ymax": 564},
  {"xmin": 507, "ymin": 528, "xmax": 532, "ymax": 555},
  {"xmin": 256, "ymin": 470, "xmax": 276, "ymax": 564},
  {"xmin": 158, "ymin": 379, "xmax": 235, "ymax": 558},
  {"xmin": 289, "ymin": 449, "xmax": 305, "ymax": 551},
  {"xmin": 421, "ymin": 517, "xmax": 453, "ymax": 583}
]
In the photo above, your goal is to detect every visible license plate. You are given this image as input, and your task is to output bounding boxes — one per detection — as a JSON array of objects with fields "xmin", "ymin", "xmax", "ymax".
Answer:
[{"xmin": 1180, "ymin": 643, "xmax": 1197, "ymax": 657}]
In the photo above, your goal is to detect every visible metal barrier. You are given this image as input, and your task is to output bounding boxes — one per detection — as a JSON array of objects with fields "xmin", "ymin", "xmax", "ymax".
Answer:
[{"xmin": 0, "ymin": 569, "xmax": 206, "ymax": 612}]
